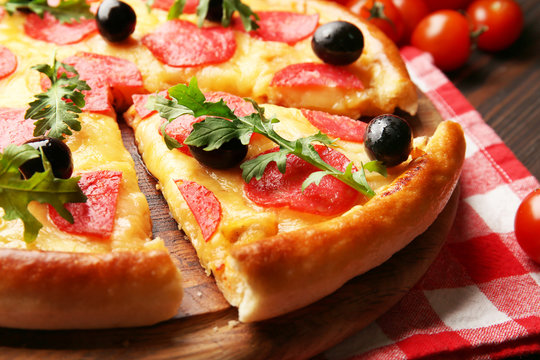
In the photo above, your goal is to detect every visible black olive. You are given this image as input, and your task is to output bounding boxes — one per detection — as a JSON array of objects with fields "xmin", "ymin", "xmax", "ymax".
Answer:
[
  {"xmin": 311, "ymin": 21, "xmax": 364, "ymax": 66},
  {"xmin": 19, "ymin": 137, "xmax": 73, "ymax": 179},
  {"xmin": 205, "ymin": 0, "xmax": 224, "ymax": 23},
  {"xmin": 188, "ymin": 138, "xmax": 248, "ymax": 170},
  {"xmin": 96, "ymin": 0, "xmax": 136, "ymax": 42},
  {"xmin": 364, "ymin": 114, "xmax": 413, "ymax": 167}
]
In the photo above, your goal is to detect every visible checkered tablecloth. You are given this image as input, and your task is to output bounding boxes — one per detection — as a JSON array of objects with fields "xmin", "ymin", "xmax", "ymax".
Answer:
[{"xmin": 322, "ymin": 47, "xmax": 540, "ymax": 360}]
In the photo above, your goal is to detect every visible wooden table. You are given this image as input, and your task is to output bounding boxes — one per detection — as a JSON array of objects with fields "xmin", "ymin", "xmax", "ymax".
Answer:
[{"xmin": 447, "ymin": 0, "xmax": 539, "ymax": 180}]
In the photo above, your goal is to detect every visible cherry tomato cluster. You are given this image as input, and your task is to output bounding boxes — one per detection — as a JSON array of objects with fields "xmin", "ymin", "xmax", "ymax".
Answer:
[{"xmin": 339, "ymin": 0, "xmax": 524, "ymax": 71}]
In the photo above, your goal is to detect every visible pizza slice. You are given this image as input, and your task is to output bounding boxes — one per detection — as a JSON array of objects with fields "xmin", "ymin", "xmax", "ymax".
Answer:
[
  {"xmin": 0, "ymin": 31, "xmax": 182, "ymax": 330},
  {"xmin": 23, "ymin": 0, "xmax": 417, "ymax": 119},
  {"xmin": 124, "ymin": 80, "xmax": 465, "ymax": 322}
]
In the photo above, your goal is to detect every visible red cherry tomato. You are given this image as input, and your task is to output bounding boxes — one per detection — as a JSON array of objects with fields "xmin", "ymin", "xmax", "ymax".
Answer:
[
  {"xmin": 392, "ymin": 0, "xmax": 430, "ymax": 44},
  {"xmin": 467, "ymin": 0, "xmax": 523, "ymax": 52},
  {"xmin": 515, "ymin": 189, "xmax": 540, "ymax": 264},
  {"xmin": 423, "ymin": 0, "xmax": 472, "ymax": 11},
  {"xmin": 347, "ymin": 0, "xmax": 404, "ymax": 43},
  {"xmin": 411, "ymin": 10, "xmax": 471, "ymax": 71}
]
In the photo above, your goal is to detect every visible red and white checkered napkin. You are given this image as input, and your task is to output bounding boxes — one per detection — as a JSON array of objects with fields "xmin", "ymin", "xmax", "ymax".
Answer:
[{"xmin": 322, "ymin": 47, "xmax": 540, "ymax": 360}]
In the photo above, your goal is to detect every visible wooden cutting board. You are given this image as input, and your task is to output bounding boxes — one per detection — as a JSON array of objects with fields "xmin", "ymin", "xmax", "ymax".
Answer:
[{"xmin": 0, "ymin": 92, "xmax": 460, "ymax": 359}]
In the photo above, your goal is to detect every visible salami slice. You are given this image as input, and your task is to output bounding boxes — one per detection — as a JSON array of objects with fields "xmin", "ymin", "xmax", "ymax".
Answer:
[
  {"xmin": 244, "ymin": 145, "xmax": 360, "ymax": 215},
  {"xmin": 0, "ymin": 45, "xmax": 17, "ymax": 80},
  {"xmin": 162, "ymin": 91, "xmax": 256, "ymax": 155},
  {"xmin": 175, "ymin": 179, "xmax": 221, "ymax": 241},
  {"xmin": 54, "ymin": 52, "xmax": 144, "ymax": 113},
  {"xmin": 163, "ymin": 115, "xmax": 202, "ymax": 156},
  {"xmin": 301, "ymin": 109, "xmax": 367, "ymax": 142},
  {"xmin": 0, "ymin": 108, "xmax": 35, "ymax": 152},
  {"xmin": 48, "ymin": 171, "xmax": 123, "ymax": 238},
  {"xmin": 234, "ymin": 11, "xmax": 319, "ymax": 45},
  {"xmin": 62, "ymin": 52, "xmax": 143, "ymax": 89},
  {"xmin": 24, "ymin": 12, "xmax": 97, "ymax": 45},
  {"xmin": 204, "ymin": 91, "xmax": 256, "ymax": 117},
  {"xmin": 142, "ymin": 20, "xmax": 236, "ymax": 67},
  {"xmin": 132, "ymin": 90, "xmax": 169, "ymax": 119},
  {"xmin": 150, "ymin": 0, "xmax": 197, "ymax": 12},
  {"xmin": 271, "ymin": 63, "xmax": 364, "ymax": 89}
]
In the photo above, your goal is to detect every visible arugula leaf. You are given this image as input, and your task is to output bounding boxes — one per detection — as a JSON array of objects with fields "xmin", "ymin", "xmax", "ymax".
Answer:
[
  {"xmin": 149, "ymin": 78, "xmax": 386, "ymax": 197},
  {"xmin": 25, "ymin": 55, "xmax": 90, "ymax": 141},
  {"xmin": 166, "ymin": 0, "xmax": 186, "ymax": 20},
  {"xmin": 363, "ymin": 160, "xmax": 387, "ymax": 177},
  {"xmin": 3, "ymin": 0, "xmax": 94, "ymax": 24},
  {"xmin": 0, "ymin": 144, "xmax": 86, "ymax": 243},
  {"xmin": 167, "ymin": 0, "xmax": 259, "ymax": 31}
]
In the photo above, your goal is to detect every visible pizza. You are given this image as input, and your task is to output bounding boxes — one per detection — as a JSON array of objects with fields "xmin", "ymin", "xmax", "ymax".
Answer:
[
  {"xmin": 0, "ymin": 0, "xmax": 465, "ymax": 328},
  {"xmin": 0, "ymin": 13, "xmax": 183, "ymax": 328}
]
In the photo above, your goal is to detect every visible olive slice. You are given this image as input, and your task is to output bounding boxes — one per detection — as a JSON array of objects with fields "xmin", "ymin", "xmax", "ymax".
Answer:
[
  {"xmin": 312, "ymin": 21, "xmax": 364, "ymax": 66},
  {"xmin": 188, "ymin": 138, "xmax": 248, "ymax": 170},
  {"xmin": 19, "ymin": 137, "xmax": 74, "ymax": 179},
  {"xmin": 364, "ymin": 114, "xmax": 413, "ymax": 167},
  {"xmin": 96, "ymin": 0, "xmax": 137, "ymax": 42}
]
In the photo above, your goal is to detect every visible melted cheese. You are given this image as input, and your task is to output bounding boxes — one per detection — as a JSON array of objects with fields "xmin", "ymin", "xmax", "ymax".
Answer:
[
  {"xmin": 0, "ymin": 0, "xmax": 416, "ymax": 118},
  {"xmin": 0, "ymin": 0, "xmax": 416, "ymax": 258},
  {"xmin": 125, "ymin": 102, "xmax": 418, "ymax": 273},
  {"xmin": 0, "ymin": 19, "xmax": 156, "ymax": 253}
]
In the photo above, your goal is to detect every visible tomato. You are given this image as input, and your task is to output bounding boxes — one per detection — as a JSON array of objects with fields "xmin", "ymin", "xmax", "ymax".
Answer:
[
  {"xmin": 411, "ymin": 10, "xmax": 471, "ymax": 71},
  {"xmin": 467, "ymin": 0, "xmax": 523, "ymax": 51},
  {"xmin": 392, "ymin": 0, "xmax": 430, "ymax": 44},
  {"xmin": 347, "ymin": 0, "xmax": 404, "ymax": 43},
  {"xmin": 515, "ymin": 189, "xmax": 540, "ymax": 264},
  {"xmin": 423, "ymin": 0, "xmax": 472, "ymax": 11}
]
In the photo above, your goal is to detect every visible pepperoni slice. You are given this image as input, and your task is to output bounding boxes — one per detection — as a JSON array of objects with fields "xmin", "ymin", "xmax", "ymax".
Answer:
[
  {"xmin": 0, "ymin": 108, "xmax": 35, "ymax": 152},
  {"xmin": 44, "ymin": 52, "xmax": 144, "ymax": 113},
  {"xmin": 24, "ymin": 12, "xmax": 97, "ymax": 45},
  {"xmin": 301, "ymin": 109, "xmax": 367, "ymax": 143},
  {"xmin": 162, "ymin": 114, "xmax": 202, "ymax": 156},
  {"xmin": 150, "ymin": 0, "xmax": 197, "ymax": 12},
  {"xmin": 271, "ymin": 63, "xmax": 364, "ymax": 89},
  {"xmin": 244, "ymin": 145, "xmax": 360, "ymax": 215},
  {"xmin": 62, "ymin": 52, "xmax": 143, "ymax": 89},
  {"xmin": 132, "ymin": 90, "xmax": 169, "ymax": 119},
  {"xmin": 162, "ymin": 91, "xmax": 256, "ymax": 155},
  {"xmin": 204, "ymin": 91, "xmax": 256, "ymax": 117},
  {"xmin": 0, "ymin": 45, "xmax": 17, "ymax": 80},
  {"xmin": 48, "ymin": 171, "xmax": 123, "ymax": 238},
  {"xmin": 175, "ymin": 179, "xmax": 221, "ymax": 241},
  {"xmin": 142, "ymin": 20, "xmax": 236, "ymax": 67},
  {"xmin": 234, "ymin": 11, "xmax": 319, "ymax": 45}
]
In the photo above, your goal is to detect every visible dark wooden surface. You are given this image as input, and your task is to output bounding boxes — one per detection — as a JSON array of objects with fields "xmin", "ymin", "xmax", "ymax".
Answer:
[{"xmin": 446, "ymin": 0, "xmax": 539, "ymax": 180}]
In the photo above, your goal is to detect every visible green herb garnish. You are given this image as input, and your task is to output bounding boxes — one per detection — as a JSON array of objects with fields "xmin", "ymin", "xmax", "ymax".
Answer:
[
  {"xmin": 3, "ymin": 0, "xmax": 94, "ymax": 24},
  {"xmin": 167, "ymin": 0, "xmax": 259, "ymax": 31},
  {"xmin": 0, "ymin": 144, "xmax": 86, "ymax": 243},
  {"xmin": 148, "ymin": 78, "xmax": 386, "ymax": 197},
  {"xmin": 25, "ymin": 54, "xmax": 90, "ymax": 140}
]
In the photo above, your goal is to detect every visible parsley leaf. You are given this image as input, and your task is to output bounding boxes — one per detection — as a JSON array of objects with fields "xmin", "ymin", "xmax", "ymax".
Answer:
[
  {"xmin": 25, "ymin": 55, "xmax": 90, "ymax": 141},
  {"xmin": 167, "ymin": 0, "xmax": 259, "ymax": 31},
  {"xmin": 0, "ymin": 144, "xmax": 87, "ymax": 243},
  {"xmin": 3, "ymin": 0, "xmax": 94, "ymax": 24},
  {"xmin": 149, "ymin": 78, "xmax": 385, "ymax": 197}
]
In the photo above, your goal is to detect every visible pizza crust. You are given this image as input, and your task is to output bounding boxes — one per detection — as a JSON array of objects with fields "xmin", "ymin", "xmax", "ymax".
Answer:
[
  {"xmin": 0, "ymin": 246, "xmax": 183, "ymax": 329},
  {"xmin": 215, "ymin": 121, "xmax": 465, "ymax": 322}
]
